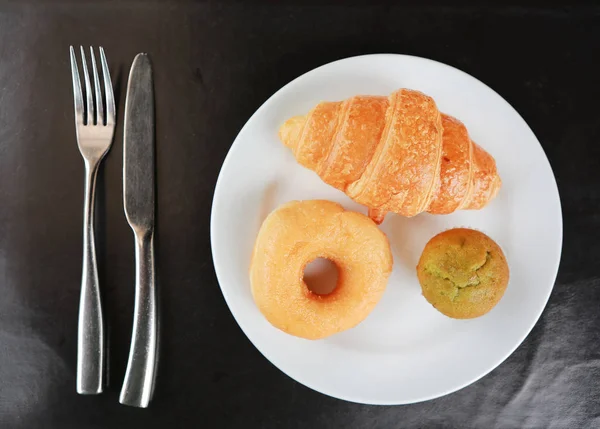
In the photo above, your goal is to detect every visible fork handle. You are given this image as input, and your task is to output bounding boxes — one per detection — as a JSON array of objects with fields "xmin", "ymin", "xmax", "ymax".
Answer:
[
  {"xmin": 120, "ymin": 229, "xmax": 158, "ymax": 408},
  {"xmin": 77, "ymin": 160, "xmax": 106, "ymax": 394}
]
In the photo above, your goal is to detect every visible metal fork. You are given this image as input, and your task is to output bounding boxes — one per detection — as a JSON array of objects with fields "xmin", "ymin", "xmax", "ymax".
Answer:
[{"xmin": 70, "ymin": 46, "xmax": 116, "ymax": 395}]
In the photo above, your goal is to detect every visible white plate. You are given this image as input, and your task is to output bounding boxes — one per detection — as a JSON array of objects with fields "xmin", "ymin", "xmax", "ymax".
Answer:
[{"xmin": 210, "ymin": 54, "xmax": 562, "ymax": 404}]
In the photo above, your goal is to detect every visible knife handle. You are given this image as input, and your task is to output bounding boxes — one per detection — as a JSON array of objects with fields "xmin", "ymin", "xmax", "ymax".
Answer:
[
  {"xmin": 120, "ymin": 229, "xmax": 158, "ymax": 408},
  {"xmin": 77, "ymin": 161, "xmax": 106, "ymax": 394}
]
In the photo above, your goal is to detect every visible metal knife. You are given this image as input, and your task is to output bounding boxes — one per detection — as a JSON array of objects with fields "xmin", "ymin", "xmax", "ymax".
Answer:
[{"xmin": 120, "ymin": 53, "xmax": 158, "ymax": 408}]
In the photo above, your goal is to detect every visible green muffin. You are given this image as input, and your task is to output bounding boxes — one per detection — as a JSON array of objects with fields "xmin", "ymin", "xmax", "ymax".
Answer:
[{"xmin": 416, "ymin": 228, "xmax": 509, "ymax": 319}]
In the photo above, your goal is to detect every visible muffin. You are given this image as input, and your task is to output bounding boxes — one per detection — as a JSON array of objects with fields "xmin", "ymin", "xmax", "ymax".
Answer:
[{"xmin": 416, "ymin": 228, "xmax": 509, "ymax": 319}]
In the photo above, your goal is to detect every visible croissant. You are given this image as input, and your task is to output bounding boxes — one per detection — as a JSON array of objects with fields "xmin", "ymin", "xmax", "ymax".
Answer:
[{"xmin": 279, "ymin": 89, "xmax": 501, "ymax": 223}]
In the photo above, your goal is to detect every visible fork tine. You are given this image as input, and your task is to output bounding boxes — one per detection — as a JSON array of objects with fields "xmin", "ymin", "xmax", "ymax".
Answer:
[
  {"xmin": 69, "ymin": 46, "xmax": 84, "ymax": 124},
  {"xmin": 89, "ymin": 47, "xmax": 104, "ymax": 126},
  {"xmin": 79, "ymin": 46, "xmax": 94, "ymax": 125},
  {"xmin": 99, "ymin": 47, "xmax": 116, "ymax": 126}
]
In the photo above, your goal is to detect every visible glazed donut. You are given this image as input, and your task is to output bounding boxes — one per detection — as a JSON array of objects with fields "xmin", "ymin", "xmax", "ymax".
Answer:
[{"xmin": 250, "ymin": 200, "xmax": 393, "ymax": 340}]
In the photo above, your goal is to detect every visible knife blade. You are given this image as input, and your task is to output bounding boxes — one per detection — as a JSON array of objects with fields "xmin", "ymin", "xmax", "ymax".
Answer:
[
  {"xmin": 123, "ymin": 53, "xmax": 155, "ymax": 230},
  {"xmin": 120, "ymin": 53, "xmax": 158, "ymax": 408}
]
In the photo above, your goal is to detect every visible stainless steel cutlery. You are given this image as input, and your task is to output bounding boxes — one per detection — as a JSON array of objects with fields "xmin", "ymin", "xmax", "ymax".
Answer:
[
  {"xmin": 120, "ymin": 53, "xmax": 158, "ymax": 408},
  {"xmin": 69, "ymin": 48, "xmax": 158, "ymax": 407},
  {"xmin": 70, "ymin": 46, "xmax": 116, "ymax": 395}
]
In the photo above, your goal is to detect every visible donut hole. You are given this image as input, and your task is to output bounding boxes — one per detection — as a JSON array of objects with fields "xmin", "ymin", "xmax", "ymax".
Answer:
[{"xmin": 303, "ymin": 258, "xmax": 339, "ymax": 296}]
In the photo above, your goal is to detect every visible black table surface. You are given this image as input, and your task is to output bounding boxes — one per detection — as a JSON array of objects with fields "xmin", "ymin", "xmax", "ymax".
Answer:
[{"xmin": 1, "ymin": 1, "xmax": 599, "ymax": 428}]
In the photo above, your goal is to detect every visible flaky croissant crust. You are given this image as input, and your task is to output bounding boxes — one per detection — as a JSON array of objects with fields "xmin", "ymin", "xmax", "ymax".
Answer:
[{"xmin": 280, "ymin": 89, "xmax": 501, "ymax": 223}]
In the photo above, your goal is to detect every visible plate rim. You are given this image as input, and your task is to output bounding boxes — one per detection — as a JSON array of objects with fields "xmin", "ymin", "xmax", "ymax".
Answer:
[{"xmin": 210, "ymin": 53, "xmax": 563, "ymax": 405}]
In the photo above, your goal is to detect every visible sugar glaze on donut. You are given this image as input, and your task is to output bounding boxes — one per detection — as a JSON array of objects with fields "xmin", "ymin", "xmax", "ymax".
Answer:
[{"xmin": 250, "ymin": 200, "xmax": 393, "ymax": 340}]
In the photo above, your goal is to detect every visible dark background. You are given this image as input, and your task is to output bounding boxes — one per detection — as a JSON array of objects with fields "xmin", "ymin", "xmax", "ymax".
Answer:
[{"xmin": 1, "ymin": 1, "xmax": 599, "ymax": 428}]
